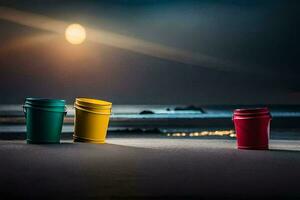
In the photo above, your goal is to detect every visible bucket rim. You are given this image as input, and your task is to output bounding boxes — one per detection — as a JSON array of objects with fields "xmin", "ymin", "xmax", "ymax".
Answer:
[
  {"xmin": 234, "ymin": 107, "xmax": 269, "ymax": 116},
  {"xmin": 27, "ymin": 139, "xmax": 60, "ymax": 144},
  {"xmin": 74, "ymin": 104, "xmax": 111, "ymax": 115},
  {"xmin": 237, "ymin": 145, "xmax": 269, "ymax": 150},
  {"xmin": 73, "ymin": 135, "xmax": 106, "ymax": 143},
  {"xmin": 25, "ymin": 98, "xmax": 65, "ymax": 107},
  {"xmin": 234, "ymin": 107, "xmax": 269, "ymax": 113},
  {"xmin": 23, "ymin": 105, "xmax": 67, "ymax": 113},
  {"xmin": 233, "ymin": 115, "xmax": 271, "ymax": 120},
  {"xmin": 75, "ymin": 97, "xmax": 112, "ymax": 108}
]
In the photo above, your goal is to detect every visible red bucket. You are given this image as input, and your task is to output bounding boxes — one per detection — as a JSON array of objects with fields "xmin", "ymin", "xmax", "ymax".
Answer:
[{"xmin": 233, "ymin": 108, "xmax": 271, "ymax": 150}]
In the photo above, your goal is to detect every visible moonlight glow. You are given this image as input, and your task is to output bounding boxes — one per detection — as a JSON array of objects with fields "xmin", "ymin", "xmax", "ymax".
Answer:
[{"xmin": 65, "ymin": 24, "xmax": 86, "ymax": 45}]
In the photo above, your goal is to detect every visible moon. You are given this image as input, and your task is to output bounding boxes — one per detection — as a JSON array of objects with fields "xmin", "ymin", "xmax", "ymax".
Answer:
[{"xmin": 65, "ymin": 24, "xmax": 86, "ymax": 45}]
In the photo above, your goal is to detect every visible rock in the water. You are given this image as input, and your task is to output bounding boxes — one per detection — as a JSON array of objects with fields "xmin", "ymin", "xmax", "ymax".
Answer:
[
  {"xmin": 139, "ymin": 110, "xmax": 155, "ymax": 114},
  {"xmin": 174, "ymin": 105, "xmax": 205, "ymax": 113}
]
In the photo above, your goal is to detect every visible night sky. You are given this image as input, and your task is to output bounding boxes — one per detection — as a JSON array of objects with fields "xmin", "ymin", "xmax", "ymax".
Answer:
[{"xmin": 0, "ymin": 0, "xmax": 299, "ymax": 104}]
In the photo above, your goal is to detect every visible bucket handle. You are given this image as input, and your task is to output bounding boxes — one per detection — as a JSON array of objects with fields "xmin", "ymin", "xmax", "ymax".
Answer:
[
  {"xmin": 74, "ymin": 105, "xmax": 112, "ymax": 115},
  {"xmin": 232, "ymin": 114, "xmax": 272, "ymax": 120},
  {"xmin": 64, "ymin": 106, "xmax": 68, "ymax": 116},
  {"xmin": 23, "ymin": 105, "xmax": 68, "ymax": 116},
  {"xmin": 23, "ymin": 105, "xmax": 27, "ymax": 118}
]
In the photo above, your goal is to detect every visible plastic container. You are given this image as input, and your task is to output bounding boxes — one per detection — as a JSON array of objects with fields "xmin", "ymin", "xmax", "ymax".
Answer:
[
  {"xmin": 23, "ymin": 98, "xmax": 67, "ymax": 144},
  {"xmin": 233, "ymin": 108, "xmax": 271, "ymax": 150},
  {"xmin": 73, "ymin": 98, "xmax": 112, "ymax": 144}
]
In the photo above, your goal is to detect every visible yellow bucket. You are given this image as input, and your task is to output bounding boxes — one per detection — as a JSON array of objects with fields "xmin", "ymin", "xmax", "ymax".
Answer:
[{"xmin": 73, "ymin": 98, "xmax": 112, "ymax": 144}]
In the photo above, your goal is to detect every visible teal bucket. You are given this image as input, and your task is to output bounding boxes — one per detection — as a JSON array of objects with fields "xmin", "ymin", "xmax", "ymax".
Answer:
[{"xmin": 23, "ymin": 98, "xmax": 67, "ymax": 144}]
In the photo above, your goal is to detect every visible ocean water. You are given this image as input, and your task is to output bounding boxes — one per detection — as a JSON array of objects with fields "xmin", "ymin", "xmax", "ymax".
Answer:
[{"xmin": 2, "ymin": 104, "xmax": 300, "ymax": 118}]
